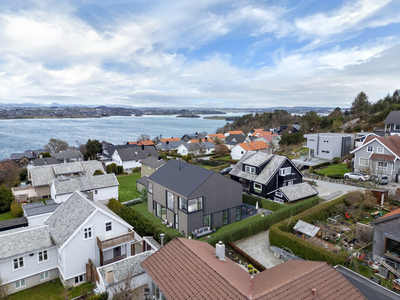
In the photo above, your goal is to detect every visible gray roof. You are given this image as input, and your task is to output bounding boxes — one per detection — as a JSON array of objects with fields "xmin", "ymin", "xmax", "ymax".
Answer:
[
  {"xmin": 30, "ymin": 161, "xmax": 105, "ymax": 187},
  {"xmin": 116, "ymin": 146, "xmax": 158, "ymax": 162},
  {"xmin": 148, "ymin": 159, "xmax": 215, "ymax": 198},
  {"xmin": 384, "ymin": 110, "xmax": 400, "ymax": 125},
  {"xmin": 141, "ymin": 156, "xmax": 166, "ymax": 169},
  {"xmin": 102, "ymin": 144, "xmax": 136, "ymax": 159},
  {"xmin": 200, "ymin": 141, "xmax": 215, "ymax": 149},
  {"xmin": 51, "ymin": 173, "xmax": 118, "ymax": 195},
  {"xmin": 51, "ymin": 150, "xmax": 83, "ymax": 160},
  {"xmin": 0, "ymin": 225, "xmax": 55, "ymax": 259},
  {"xmin": 0, "ymin": 217, "xmax": 28, "ymax": 232},
  {"xmin": 279, "ymin": 182, "xmax": 318, "ymax": 202},
  {"xmin": 225, "ymin": 134, "xmax": 246, "ymax": 144},
  {"xmin": 98, "ymin": 251, "xmax": 154, "ymax": 287},
  {"xmin": 136, "ymin": 176, "xmax": 149, "ymax": 187},
  {"xmin": 23, "ymin": 202, "xmax": 61, "ymax": 217},
  {"xmin": 156, "ymin": 140, "xmax": 186, "ymax": 151},
  {"xmin": 44, "ymin": 190, "xmax": 129, "ymax": 248},
  {"xmin": 10, "ymin": 149, "xmax": 46, "ymax": 160},
  {"xmin": 30, "ymin": 157, "xmax": 59, "ymax": 166},
  {"xmin": 229, "ymin": 151, "xmax": 288, "ymax": 185}
]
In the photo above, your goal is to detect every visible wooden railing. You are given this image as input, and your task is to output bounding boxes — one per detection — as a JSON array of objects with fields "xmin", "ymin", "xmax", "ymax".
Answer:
[
  {"xmin": 97, "ymin": 231, "xmax": 136, "ymax": 251},
  {"xmin": 103, "ymin": 254, "xmax": 126, "ymax": 266}
]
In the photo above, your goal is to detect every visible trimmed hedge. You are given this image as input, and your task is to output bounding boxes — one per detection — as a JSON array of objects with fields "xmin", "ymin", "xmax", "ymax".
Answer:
[
  {"xmin": 242, "ymin": 194, "xmax": 286, "ymax": 211},
  {"xmin": 311, "ymin": 161, "xmax": 331, "ymax": 170},
  {"xmin": 269, "ymin": 196, "xmax": 347, "ymax": 266},
  {"xmin": 205, "ymin": 196, "xmax": 320, "ymax": 246},
  {"xmin": 108, "ymin": 199, "xmax": 182, "ymax": 244},
  {"xmin": 198, "ymin": 159, "xmax": 226, "ymax": 166}
]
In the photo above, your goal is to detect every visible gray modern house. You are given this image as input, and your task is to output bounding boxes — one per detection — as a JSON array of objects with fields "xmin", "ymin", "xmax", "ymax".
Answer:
[
  {"xmin": 147, "ymin": 159, "xmax": 242, "ymax": 237},
  {"xmin": 384, "ymin": 111, "xmax": 400, "ymax": 135},
  {"xmin": 304, "ymin": 133, "xmax": 352, "ymax": 160}
]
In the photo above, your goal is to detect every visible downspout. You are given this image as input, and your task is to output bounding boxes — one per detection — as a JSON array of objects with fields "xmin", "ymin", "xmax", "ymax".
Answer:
[{"xmin": 316, "ymin": 133, "xmax": 319, "ymax": 155}]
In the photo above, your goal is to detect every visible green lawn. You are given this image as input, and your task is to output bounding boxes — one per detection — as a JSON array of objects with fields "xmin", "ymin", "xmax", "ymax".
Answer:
[
  {"xmin": 117, "ymin": 172, "xmax": 142, "ymax": 202},
  {"xmin": 0, "ymin": 211, "xmax": 14, "ymax": 221},
  {"xmin": 7, "ymin": 279, "xmax": 93, "ymax": 300},
  {"xmin": 315, "ymin": 163, "xmax": 352, "ymax": 176}
]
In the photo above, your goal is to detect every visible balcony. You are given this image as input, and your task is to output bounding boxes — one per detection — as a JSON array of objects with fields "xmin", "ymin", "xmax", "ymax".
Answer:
[
  {"xmin": 103, "ymin": 254, "xmax": 126, "ymax": 265},
  {"xmin": 97, "ymin": 231, "xmax": 136, "ymax": 251}
]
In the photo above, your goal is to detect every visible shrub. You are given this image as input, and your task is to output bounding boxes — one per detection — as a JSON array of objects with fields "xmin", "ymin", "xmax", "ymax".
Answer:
[
  {"xmin": 132, "ymin": 167, "xmax": 141, "ymax": 173},
  {"xmin": 106, "ymin": 163, "xmax": 118, "ymax": 174},
  {"xmin": 354, "ymin": 124, "xmax": 362, "ymax": 132},
  {"xmin": 198, "ymin": 159, "xmax": 226, "ymax": 166},
  {"xmin": 10, "ymin": 201, "xmax": 23, "ymax": 218},
  {"xmin": 0, "ymin": 185, "xmax": 14, "ymax": 213},
  {"xmin": 19, "ymin": 169, "xmax": 28, "ymax": 181},
  {"xmin": 327, "ymin": 173, "xmax": 344, "ymax": 179},
  {"xmin": 346, "ymin": 161, "xmax": 352, "ymax": 169},
  {"xmin": 243, "ymin": 194, "xmax": 285, "ymax": 211},
  {"xmin": 117, "ymin": 166, "xmax": 124, "ymax": 175},
  {"xmin": 332, "ymin": 157, "xmax": 341, "ymax": 164},
  {"xmin": 93, "ymin": 169, "xmax": 104, "ymax": 176},
  {"xmin": 311, "ymin": 161, "xmax": 331, "ymax": 170},
  {"xmin": 87, "ymin": 292, "xmax": 108, "ymax": 300}
]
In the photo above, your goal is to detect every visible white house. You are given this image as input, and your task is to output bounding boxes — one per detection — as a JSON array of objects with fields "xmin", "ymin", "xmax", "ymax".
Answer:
[
  {"xmin": 0, "ymin": 191, "xmax": 157, "ymax": 295},
  {"xmin": 304, "ymin": 133, "xmax": 352, "ymax": 160},
  {"xmin": 50, "ymin": 173, "xmax": 119, "ymax": 204},
  {"xmin": 111, "ymin": 146, "xmax": 158, "ymax": 173},
  {"xmin": 231, "ymin": 141, "xmax": 269, "ymax": 160}
]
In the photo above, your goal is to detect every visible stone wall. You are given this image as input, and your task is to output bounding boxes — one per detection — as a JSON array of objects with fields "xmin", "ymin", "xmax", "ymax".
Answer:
[{"xmin": 304, "ymin": 172, "xmax": 373, "ymax": 188}]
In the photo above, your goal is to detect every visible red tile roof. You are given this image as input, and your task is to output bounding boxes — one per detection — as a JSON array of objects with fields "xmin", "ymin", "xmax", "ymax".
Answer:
[
  {"xmin": 375, "ymin": 207, "xmax": 400, "ymax": 222},
  {"xmin": 207, "ymin": 133, "xmax": 225, "ymax": 139},
  {"xmin": 252, "ymin": 130, "xmax": 272, "ymax": 136},
  {"xmin": 189, "ymin": 138, "xmax": 214, "ymax": 144},
  {"xmin": 363, "ymin": 135, "xmax": 400, "ymax": 157},
  {"xmin": 228, "ymin": 130, "xmax": 245, "ymax": 135},
  {"xmin": 141, "ymin": 238, "xmax": 366, "ymax": 300},
  {"xmin": 127, "ymin": 140, "xmax": 155, "ymax": 146},
  {"xmin": 239, "ymin": 141, "xmax": 269, "ymax": 151},
  {"xmin": 160, "ymin": 138, "xmax": 181, "ymax": 143},
  {"xmin": 369, "ymin": 153, "xmax": 396, "ymax": 162}
]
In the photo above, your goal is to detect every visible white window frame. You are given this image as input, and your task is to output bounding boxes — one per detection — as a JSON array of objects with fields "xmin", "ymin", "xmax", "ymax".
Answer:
[
  {"xmin": 13, "ymin": 257, "xmax": 24, "ymax": 270},
  {"xmin": 285, "ymin": 181, "xmax": 293, "ymax": 186},
  {"xmin": 15, "ymin": 279, "xmax": 26, "ymax": 289},
  {"xmin": 167, "ymin": 191, "xmax": 174, "ymax": 211},
  {"xmin": 174, "ymin": 214, "xmax": 178, "ymax": 230},
  {"xmin": 377, "ymin": 147, "xmax": 384, "ymax": 154},
  {"xmin": 367, "ymin": 146, "xmax": 373, "ymax": 153},
  {"xmin": 275, "ymin": 191, "xmax": 283, "ymax": 197},
  {"xmin": 378, "ymin": 161, "xmax": 388, "ymax": 171},
  {"xmin": 254, "ymin": 183, "xmax": 262, "ymax": 193},
  {"xmin": 279, "ymin": 167, "xmax": 291, "ymax": 176},
  {"xmin": 148, "ymin": 182, "xmax": 153, "ymax": 194},
  {"xmin": 359, "ymin": 157, "xmax": 369, "ymax": 167},
  {"xmin": 83, "ymin": 226, "xmax": 93, "ymax": 240},
  {"xmin": 40, "ymin": 271, "xmax": 49, "ymax": 281},
  {"xmin": 395, "ymin": 124, "xmax": 400, "ymax": 130},
  {"xmin": 38, "ymin": 250, "xmax": 48, "ymax": 263},
  {"xmin": 245, "ymin": 165, "xmax": 256, "ymax": 174},
  {"xmin": 105, "ymin": 221, "xmax": 112, "ymax": 232},
  {"xmin": 74, "ymin": 274, "xmax": 84, "ymax": 285}
]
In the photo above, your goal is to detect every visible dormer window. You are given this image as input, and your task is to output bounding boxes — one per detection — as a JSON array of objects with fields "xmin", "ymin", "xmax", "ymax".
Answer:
[
  {"xmin": 279, "ymin": 167, "xmax": 291, "ymax": 176},
  {"xmin": 245, "ymin": 165, "xmax": 256, "ymax": 174}
]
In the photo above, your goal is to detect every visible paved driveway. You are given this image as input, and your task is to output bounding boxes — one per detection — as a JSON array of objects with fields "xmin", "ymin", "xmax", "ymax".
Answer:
[{"xmin": 312, "ymin": 179, "xmax": 365, "ymax": 201}]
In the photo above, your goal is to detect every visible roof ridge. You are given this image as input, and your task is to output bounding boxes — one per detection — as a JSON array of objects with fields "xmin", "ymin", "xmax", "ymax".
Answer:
[{"xmin": 0, "ymin": 224, "xmax": 49, "ymax": 237}]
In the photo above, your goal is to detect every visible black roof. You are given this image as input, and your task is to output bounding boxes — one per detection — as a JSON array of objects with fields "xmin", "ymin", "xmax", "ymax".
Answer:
[
  {"xmin": 384, "ymin": 111, "xmax": 400, "ymax": 124},
  {"xmin": 136, "ymin": 176, "xmax": 149, "ymax": 187},
  {"xmin": 117, "ymin": 145, "xmax": 158, "ymax": 161},
  {"xmin": 30, "ymin": 157, "xmax": 59, "ymax": 166},
  {"xmin": 141, "ymin": 156, "xmax": 166, "ymax": 169},
  {"xmin": 102, "ymin": 144, "xmax": 139, "ymax": 158},
  {"xmin": 148, "ymin": 159, "xmax": 215, "ymax": 198},
  {"xmin": 225, "ymin": 134, "xmax": 246, "ymax": 144},
  {"xmin": 0, "ymin": 217, "xmax": 28, "ymax": 232}
]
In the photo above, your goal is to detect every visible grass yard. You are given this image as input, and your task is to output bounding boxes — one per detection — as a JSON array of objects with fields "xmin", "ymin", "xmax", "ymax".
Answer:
[
  {"xmin": 315, "ymin": 163, "xmax": 352, "ymax": 176},
  {"xmin": 7, "ymin": 279, "xmax": 93, "ymax": 300},
  {"xmin": 117, "ymin": 172, "xmax": 142, "ymax": 202},
  {"xmin": 0, "ymin": 211, "xmax": 14, "ymax": 221}
]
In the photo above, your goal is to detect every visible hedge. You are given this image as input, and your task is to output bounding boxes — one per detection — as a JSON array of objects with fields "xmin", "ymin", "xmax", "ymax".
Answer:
[
  {"xmin": 269, "ymin": 196, "xmax": 347, "ymax": 266},
  {"xmin": 242, "ymin": 194, "xmax": 286, "ymax": 211},
  {"xmin": 198, "ymin": 159, "xmax": 226, "ymax": 166},
  {"xmin": 311, "ymin": 161, "xmax": 331, "ymax": 170},
  {"xmin": 10, "ymin": 201, "xmax": 23, "ymax": 218},
  {"xmin": 108, "ymin": 199, "xmax": 182, "ymax": 245},
  {"xmin": 205, "ymin": 196, "xmax": 320, "ymax": 246}
]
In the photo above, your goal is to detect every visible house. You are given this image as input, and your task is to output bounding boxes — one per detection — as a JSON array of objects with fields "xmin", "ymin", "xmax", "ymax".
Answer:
[
  {"xmin": 176, "ymin": 143, "xmax": 201, "ymax": 156},
  {"xmin": 181, "ymin": 133, "xmax": 205, "ymax": 142},
  {"xmin": 137, "ymin": 157, "xmax": 167, "ymax": 192},
  {"xmin": 127, "ymin": 140, "xmax": 155, "ymax": 146},
  {"xmin": 351, "ymin": 134, "xmax": 400, "ymax": 182},
  {"xmin": 372, "ymin": 208, "xmax": 400, "ymax": 269},
  {"xmin": 27, "ymin": 157, "xmax": 59, "ymax": 173},
  {"xmin": 251, "ymin": 129, "xmax": 272, "ymax": 137},
  {"xmin": 229, "ymin": 151, "xmax": 313, "ymax": 203},
  {"xmin": 384, "ymin": 111, "xmax": 400, "ymax": 135},
  {"xmin": 187, "ymin": 137, "xmax": 213, "ymax": 144},
  {"xmin": 147, "ymin": 159, "xmax": 242, "ymax": 237},
  {"xmin": 254, "ymin": 134, "xmax": 281, "ymax": 147},
  {"xmin": 304, "ymin": 133, "xmax": 352, "ymax": 160},
  {"xmin": 199, "ymin": 141, "xmax": 215, "ymax": 154},
  {"xmin": 29, "ymin": 160, "xmax": 105, "ymax": 198},
  {"xmin": 22, "ymin": 200, "xmax": 60, "ymax": 227},
  {"xmin": 10, "ymin": 149, "xmax": 47, "ymax": 165},
  {"xmin": 0, "ymin": 190, "xmax": 156, "ymax": 295},
  {"xmin": 156, "ymin": 140, "xmax": 186, "ymax": 152},
  {"xmin": 51, "ymin": 150, "xmax": 83, "ymax": 163},
  {"xmin": 225, "ymin": 134, "xmax": 247, "ymax": 149},
  {"xmin": 99, "ymin": 144, "xmax": 138, "ymax": 160},
  {"xmin": 11, "ymin": 185, "xmax": 38, "ymax": 203},
  {"xmin": 231, "ymin": 141, "xmax": 269, "ymax": 160},
  {"xmin": 280, "ymin": 124, "xmax": 301, "ymax": 134},
  {"xmin": 224, "ymin": 130, "xmax": 244, "ymax": 137},
  {"xmin": 141, "ymin": 238, "xmax": 366, "ymax": 300},
  {"xmin": 354, "ymin": 132, "xmax": 380, "ymax": 148},
  {"xmin": 206, "ymin": 133, "xmax": 225, "ymax": 141},
  {"xmin": 50, "ymin": 173, "xmax": 119, "ymax": 204},
  {"xmin": 111, "ymin": 145, "xmax": 158, "ymax": 173},
  {"xmin": 158, "ymin": 137, "xmax": 181, "ymax": 143}
]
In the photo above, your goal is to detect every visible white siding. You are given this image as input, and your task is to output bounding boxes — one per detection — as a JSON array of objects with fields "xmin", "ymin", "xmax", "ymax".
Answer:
[{"xmin": 231, "ymin": 145, "xmax": 246, "ymax": 160}]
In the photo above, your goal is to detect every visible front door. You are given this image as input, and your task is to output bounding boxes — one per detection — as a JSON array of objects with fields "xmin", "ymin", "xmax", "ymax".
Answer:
[{"xmin": 113, "ymin": 246, "xmax": 121, "ymax": 258}]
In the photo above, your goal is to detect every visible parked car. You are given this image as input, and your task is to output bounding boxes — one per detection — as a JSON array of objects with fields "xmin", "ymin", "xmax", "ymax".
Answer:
[
  {"xmin": 220, "ymin": 167, "xmax": 233, "ymax": 175},
  {"xmin": 344, "ymin": 172, "xmax": 370, "ymax": 181},
  {"xmin": 373, "ymin": 174, "xmax": 389, "ymax": 185}
]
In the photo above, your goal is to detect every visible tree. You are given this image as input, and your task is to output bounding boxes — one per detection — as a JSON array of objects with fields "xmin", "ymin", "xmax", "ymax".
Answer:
[
  {"xmin": 350, "ymin": 92, "xmax": 371, "ymax": 115},
  {"xmin": 38, "ymin": 152, "xmax": 51, "ymax": 158},
  {"xmin": 344, "ymin": 191, "xmax": 364, "ymax": 214},
  {"xmin": 44, "ymin": 138, "xmax": 69, "ymax": 153},
  {"xmin": 139, "ymin": 187, "xmax": 148, "ymax": 203},
  {"xmin": 0, "ymin": 275, "xmax": 10, "ymax": 299},
  {"xmin": 215, "ymin": 144, "xmax": 229, "ymax": 157},
  {"xmin": 138, "ymin": 134, "xmax": 150, "ymax": 141},
  {"xmin": 106, "ymin": 163, "xmax": 118, "ymax": 175},
  {"xmin": 0, "ymin": 161, "xmax": 19, "ymax": 189},
  {"xmin": 301, "ymin": 111, "xmax": 321, "ymax": 133},
  {"xmin": 93, "ymin": 169, "xmax": 104, "ymax": 176},
  {"xmin": 0, "ymin": 185, "xmax": 14, "ymax": 213},
  {"xmin": 84, "ymin": 139, "xmax": 102, "ymax": 160},
  {"xmin": 19, "ymin": 169, "xmax": 28, "ymax": 181}
]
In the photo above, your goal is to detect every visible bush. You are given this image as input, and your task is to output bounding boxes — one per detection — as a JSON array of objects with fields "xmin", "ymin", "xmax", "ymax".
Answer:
[
  {"xmin": 132, "ymin": 167, "xmax": 141, "ymax": 173},
  {"xmin": 311, "ymin": 161, "xmax": 331, "ymax": 170},
  {"xmin": 243, "ymin": 194, "xmax": 285, "ymax": 211},
  {"xmin": 198, "ymin": 159, "xmax": 226, "ymax": 166},
  {"xmin": 106, "ymin": 163, "xmax": 118, "ymax": 174},
  {"xmin": 327, "ymin": 173, "xmax": 344, "ymax": 179},
  {"xmin": 117, "ymin": 166, "xmax": 124, "ymax": 175},
  {"xmin": 332, "ymin": 157, "xmax": 341, "ymax": 164},
  {"xmin": 19, "ymin": 169, "xmax": 28, "ymax": 181},
  {"xmin": 10, "ymin": 201, "xmax": 23, "ymax": 218},
  {"xmin": 0, "ymin": 185, "xmax": 14, "ymax": 213},
  {"xmin": 93, "ymin": 169, "xmax": 104, "ymax": 176},
  {"xmin": 87, "ymin": 292, "xmax": 108, "ymax": 300}
]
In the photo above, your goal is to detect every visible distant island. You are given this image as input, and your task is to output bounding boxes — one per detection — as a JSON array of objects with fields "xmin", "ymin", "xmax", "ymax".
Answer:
[
  {"xmin": 176, "ymin": 114, "xmax": 201, "ymax": 118},
  {"xmin": 204, "ymin": 116, "xmax": 240, "ymax": 121}
]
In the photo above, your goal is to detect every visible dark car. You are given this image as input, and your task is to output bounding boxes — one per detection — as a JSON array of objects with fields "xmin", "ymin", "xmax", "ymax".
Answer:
[{"xmin": 220, "ymin": 167, "xmax": 233, "ymax": 175}]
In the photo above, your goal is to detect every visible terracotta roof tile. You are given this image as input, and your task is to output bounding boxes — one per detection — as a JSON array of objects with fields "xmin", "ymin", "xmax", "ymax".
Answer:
[
  {"xmin": 252, "ymin": 130, "xmax": 272, "ymax": 136},
  {"xmin": 239, "ymin": 141, "xmax": 269, "ymax": 151},
  {"xmin": 189, "ymin": 138, "xmax": 214, "ymax": 144},
  {"xmin": 369, "ymin": 153, "xmax": 396, "ymax": 162},
  {"xmin": 207, "ymin": 133, "xmax": 225, "ymax": 139},
  {"xmin": 374, "ymin": 207, "xmax": 400, "ymax": 222},
  {"xmin": 228, "ymin": 130, "xmax": 245, "ymax": 135},
  {"xmin": 160, "ymin": 138, "xmax": 181, "ymax": 143}
]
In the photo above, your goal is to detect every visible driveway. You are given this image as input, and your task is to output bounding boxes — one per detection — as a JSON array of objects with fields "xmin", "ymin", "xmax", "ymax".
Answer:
[
  {"xmin": 235, "ymin": 230, "xmax": 282, "ymax": 269},
  {"xmin": 312, "ymin": 179, "xmax": 366, "ymax": 201}
]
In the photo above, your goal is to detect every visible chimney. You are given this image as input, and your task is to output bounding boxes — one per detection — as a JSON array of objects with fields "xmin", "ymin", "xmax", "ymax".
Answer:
[
  {"xmin": 384, "ymin": 132, "xmax": 388, "ymax": 139},
  {"xmin": 247, "ymin": 141, "xmax": 249, "ymax": 146},
  {"xmin": 141, "ymin": 145, "xmax": 145, "ymax": 150},
  {"xmin": 166, "ymin": 141, "xmax": 169, "ymax": 145},
  {"xmin": 158, "ymin": 156, "xmax": 162, "ymax": 161},
  {"xmin": 105, "ymin": 266, "xmax": 114, "ymax": 283},
  {"xmin": 205, "ymin": 137, "xmax": 208, "ymax": 142},
  {"xmin": 63, "ymin": 158, "xmax": 67, "ymax": 164},
  {"xmin": 311, "ymin": 288, "xmax": 317, "ymax": 296},
  {"xmin": 39, "ymin": 154, "xmax": 43, "ymax": 159},
  {"xmin": 160, "ymin": 233, "xmax": 164, "ymax": 247},
  {"xmin": 215, "ymin": 241, "xmax": 225, "ymax": 260}
]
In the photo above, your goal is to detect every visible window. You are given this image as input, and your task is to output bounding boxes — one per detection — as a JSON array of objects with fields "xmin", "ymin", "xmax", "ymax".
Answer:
[
  {"xmin": 148, "ymin": 182, "xmax": 153, "ymax": 193},
  {"xmin": 188, "ymin": 197, "xmax": 203, "ymax": 213},
  {"xmin": 13, "ymin": 257, "xmax": 24, "ymax": 270},
  {"xmin": 395, "ymin": 124, "xmax": 400, "ymax": 131},
  {"xmin": 167, "ymin": 191, "xmax": 174, "ymax": 211},
  {"xmin": 377, "ymin": 147, "xmax": 384, "ymax": 154},
  {"xmin": 179, "ymin": 197, "xmax": 188, "ymax": 212},
  {"xmin": 15, "ymin": 279, "xmax": 25, "ymax": 289},
  {"xmin": 359, "ymin": 157, "xmax": 369, "ymax": 167},
  {"xmin": 174, "ymin": 214, "xmax": 178, "ymax": 230},
  {"xmin": 378, "ymin": 162, "xmax": 388, "ymax": 170},
  {"xmin": 40, "ymin": 271, "xmax": 49, "ymax": 281},
  {"xmin": 105, "ymin": 222, "xmax": 112, "ymax": 232},
  {"xmin": 38, "ymin": 250, "xmax": 48, "ymax": 262},
  {"xmin": 156, "ymin": 203, "xmax": 166, "ymax": 220},
  {"xmin": 279, "ymin": 167, "xmax": 291, "ymax": 176},
  {"xmin": 203, "ymin": 214, "xmax": 210, "ymax": 227},
  {"xmin": 254, "ymin": 183, "xmax": 262, "ymax": 193},
  {"xmin": 236, "ymin": 206, "xmax": 242, "ymax": 221},
  {"xmin": 285, "ymin": 181, "xmax": 293, "ymax": 187},
  {"xmin": 367, "ymin": 146, "xmax": 373, "ymax": 152},
  {"xmin": 245, "ymin": 165, "xmax": 256, "ymax": 174},
  {"xmin": 275, "ymin": 191, "xmax": 283, "ymax": 197},
  {"xmin": 274, "ymin": 197, "xmax": 285, "ymax": 204},
  {"xmin": 83, "ymin": 227, "xmax": 92, "ymax": 240},
  {"xmin": 309, "ymin": 139, "xmax": 314, "ymax": 142},
  {"xmin": 95, "ymin": 190, "xmax": 98, "ymax": 194},
  {"xmin": 223, "ymin": 209, "xmax": 228, "ymax": 225},
  {"xmin": 74, "ymin": 275, "xmax": 84, "ymax": 285}
]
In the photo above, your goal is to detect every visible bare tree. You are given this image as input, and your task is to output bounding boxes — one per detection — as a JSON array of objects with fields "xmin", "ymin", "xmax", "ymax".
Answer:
[
  {"xmin": 138, "ymin": 134, "xmax": 150, "ymax": 141},
  {"xmin": 109, "ymin": 269, "xmax": 139, "ymax": 300},
  {"xmin": 0, "ymin": 275, "xmax": 10, "ymax": 299},
  {"xmin": 0, "ymin": 160, "xmax": 20, "ymax": 189},
  {"xmin": 44, "ymin": 138, "xmax": 69, "ymax": 153}
]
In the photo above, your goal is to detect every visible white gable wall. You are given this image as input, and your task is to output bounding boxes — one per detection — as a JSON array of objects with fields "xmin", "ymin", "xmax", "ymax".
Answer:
[
  {"xmin": 231, "ymin": 145, "xmax": 246, "ymax": 160},
  {"xmin": 52, "ymin": 186, "xmax": 118, "ymax": 204}
]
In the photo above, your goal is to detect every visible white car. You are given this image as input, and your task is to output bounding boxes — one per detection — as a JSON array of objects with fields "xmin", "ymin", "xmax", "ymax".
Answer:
[{"xmin": 344, "ymin": 172, "xmax": 370, "ymax": 181}]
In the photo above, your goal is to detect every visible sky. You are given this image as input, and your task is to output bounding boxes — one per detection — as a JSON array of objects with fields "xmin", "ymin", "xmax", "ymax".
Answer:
[{"xmin": 0, "ymin": 0, "xmax": 399, "ymax": 108}]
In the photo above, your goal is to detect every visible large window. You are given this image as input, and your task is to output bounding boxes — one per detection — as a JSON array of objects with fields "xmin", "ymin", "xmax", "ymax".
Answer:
[
  {"xmin": 245, "ymin": 165, "xmax": 256, "ymax": 174},
  {"xmin": 148, "ymin": 182, "xmax": 153, "ymax": 194},
  {"xmin": 385, "ymin": 237, "xmax": 400, "ymax": 259},
  {"xmin": 236, "ymin": 206, "xmax": 242, "ymax": 221},
  {"xmin": 83, "ymin": 227, "xmax": 92, "ymax": 240},
  {"xmin": 156, "ymin": 203, "xmax": 166, "ymax": 220},
  {"xmin": 38, "ymin": 250, "xmax": 48, "ymax": 262},
  {"xmin": 179, "ymin": 197, "xmax": 187, "ymax": 212},
  {"xmin": 15, "ymin": 279, "xmax": 25, "ymax": 289},
  {"xmin": 377, "ymin": 147, "xmax": 384, "ymax": 154},
  {"xmin": 223, "ymin": 209, "xmax": 228, "ymax": 225},
  {"xmin": 378, "ymin": 161, "xmax": 388, "ymax": 170},
  {"xmin": 13, "ymin": 257, "xmax": 24, "ymax": 270},
  {"xmin": 254, "ymin": 183, "xmax": 262, "ymax": 193},
  {"xmin": 188, "ymin": 197, "xmax": 203, "ymax": 213},
  {"xmin": 279, "ymin": 167, "xmax": 291, "ymax": 176},
  {"xmin": 167, "ymin": 191, "xmax": 174, "ymax": 211},
  {"xmin": 359, "ymin": 157, "xmax": 369, "ymax": 167},
  {"xmin": 203, "ymin": 214, "xmax": 210, "ymax": 227}
]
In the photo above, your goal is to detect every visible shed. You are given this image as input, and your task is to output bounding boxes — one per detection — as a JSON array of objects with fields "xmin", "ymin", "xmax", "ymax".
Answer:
[
  {"xmin": 293, "ymin": 220, "xmax": 320, "ymax": 237},
  {"xmin": 366, "ymin": 188, "xmax": 389, "ymax": 206}
]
